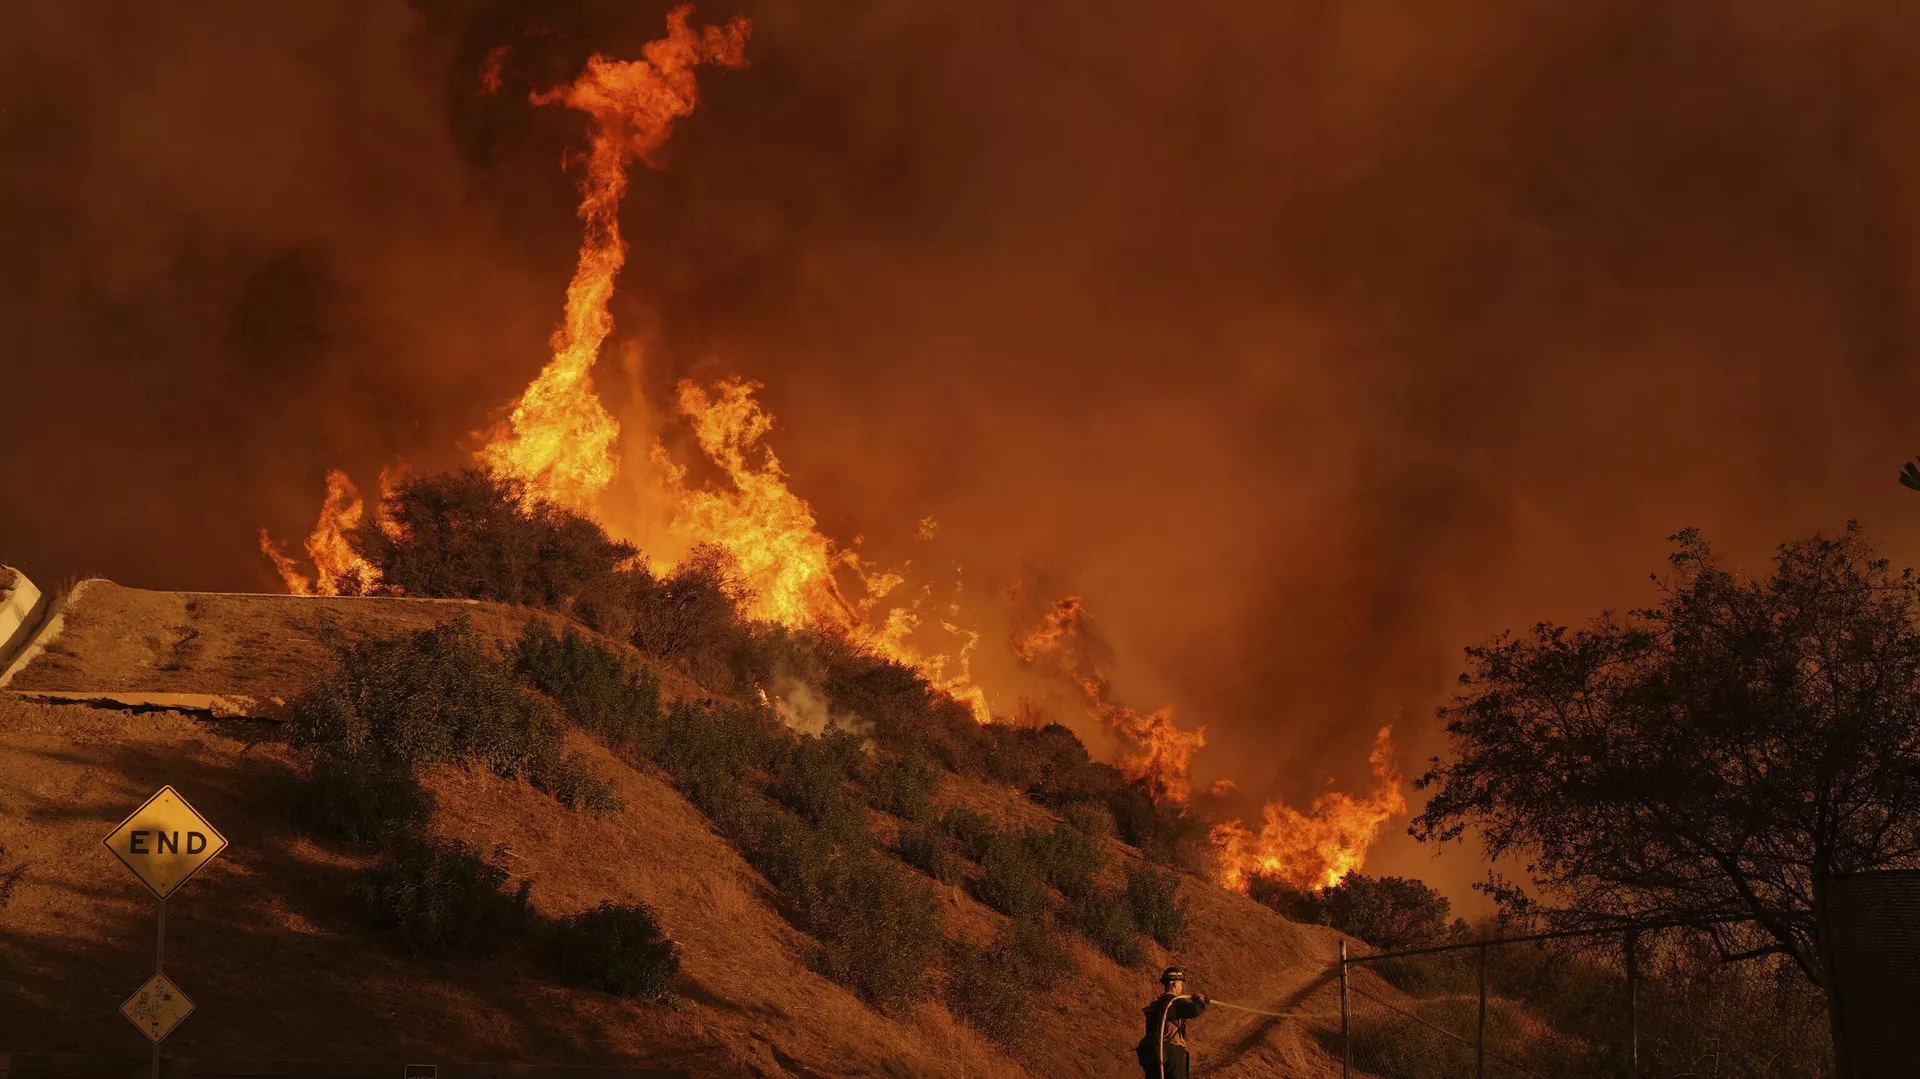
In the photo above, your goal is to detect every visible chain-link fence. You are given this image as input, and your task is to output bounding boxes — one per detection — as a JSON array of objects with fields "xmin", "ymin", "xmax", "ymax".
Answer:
[
  {"xmin": 1338, "ymin": 929, "xmax": 1611, "ymax": 1079},
  {"xmin": 1329, "ymin": 918, "xmax": 1842, "ymax": 1079},
  {"xmin": 1311, "ymin": 872, "xmax": 1920, "ymax": 1079}
]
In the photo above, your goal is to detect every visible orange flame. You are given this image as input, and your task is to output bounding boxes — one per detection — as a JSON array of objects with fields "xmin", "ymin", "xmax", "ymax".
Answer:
[
  {"xmin": 1013, "ymin": 595, "xmax": 1206, "ymax": 801},
  {"xmin": 477, "ymin": 7, "xmax": 751, "ymax": 516},
  {"xmin": 1212, "ymin": 726, "xmax": 1407, "ymax": 892},
  {"xmin": 657, "ymin": 377, "xmax": 861, "ymax": 627},
  {"xmin": 658, "ymin": 377, "xmax": 994, "ymax": 721},
  {"xmin": 259, "ymin": 469, "xmax": 382, "ymax": 596}
]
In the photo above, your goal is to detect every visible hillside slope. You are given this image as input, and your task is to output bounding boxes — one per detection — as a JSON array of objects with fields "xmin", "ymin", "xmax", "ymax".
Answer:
[{"xmin": 0, "ymin": 581, "xmax": 1382, "ymax": 1078}]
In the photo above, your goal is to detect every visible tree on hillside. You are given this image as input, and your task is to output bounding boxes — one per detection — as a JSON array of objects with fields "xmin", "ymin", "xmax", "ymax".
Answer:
[
  {"xmin": 1414, "ymin": 523, "xmax": 1920, "ymax": 996},
  {"xmin": 353, "ymin": 468, "xmax": 637, "ymax": 607},
  {"xmin": 1250, "ymin": 872, "xmax": 1456, "ymax": 952}
]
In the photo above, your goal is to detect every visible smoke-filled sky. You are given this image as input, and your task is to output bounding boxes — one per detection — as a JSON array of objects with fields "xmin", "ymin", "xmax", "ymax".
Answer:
[{"xmin": 7, "ymin": 0, "xmax": 1920, "ymax": 904}]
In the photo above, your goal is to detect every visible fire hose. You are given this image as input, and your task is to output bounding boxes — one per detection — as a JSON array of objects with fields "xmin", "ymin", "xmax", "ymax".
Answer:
[{"xmin": 1202, "ymin": 998, "xmax": 1331, "ymax": 1020}]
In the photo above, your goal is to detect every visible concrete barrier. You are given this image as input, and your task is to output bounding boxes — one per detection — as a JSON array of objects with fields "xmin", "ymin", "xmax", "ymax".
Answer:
[{"xmin": 0, "ymin": 567, "xmax": 48, "ymax": 684}]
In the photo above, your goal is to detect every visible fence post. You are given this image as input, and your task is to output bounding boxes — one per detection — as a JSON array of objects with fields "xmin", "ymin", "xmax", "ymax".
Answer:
[
  {"xmin": 1339, "ymin": 938, "xmax": 1351, "ymax": 1079},
  {"xmin": 1626, "ymin": 928, "xmax": 1639, "ymax": 1079},
  {"xmin": 1476, "ymin": 942, "xmax": 1488, "ymax": 1079}
]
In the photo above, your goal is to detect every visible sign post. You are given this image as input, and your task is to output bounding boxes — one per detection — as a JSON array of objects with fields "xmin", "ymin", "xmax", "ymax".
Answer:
[{"xmin": 103, "ymin": 786, "xmax": 227, "ymax": 1079}]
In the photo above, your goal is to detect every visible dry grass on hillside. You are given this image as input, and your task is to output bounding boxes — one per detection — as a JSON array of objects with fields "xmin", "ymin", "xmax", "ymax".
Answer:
[
  {"xmin": 8, "ymin": 581, "xmax": 706, "ymax": 706},
  {"xmin": 0, "ymin": 586, "xmax": 1393, "ymax": 1078}
]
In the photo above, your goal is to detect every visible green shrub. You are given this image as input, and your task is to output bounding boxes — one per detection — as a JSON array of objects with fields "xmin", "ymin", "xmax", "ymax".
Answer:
[
  {"xmin": 741, "ymin": 802, "xmax": 838, "ymax": 913},
  {"xmin": 290, "ymin": 616, "xmax": 563, "ymax": 781},
  {"xmin": 1066, "ymin": 887, "xmax": 1146, "ymax": 967},
  {"xmin": 1006, "ymin": 916, "xmax": 1076, "ymax": 987},
  {"xmin": 1027, "ymin": 823, "xmax": 1107, "ymax": 900},
  {"xmin": 939, "ymin": 806, "xmax": 998, "ymax": 862},
  {"xmin": 1374, "ymin": 952, "xmax": 1478, "ymax": 997},
  {"xmin": 630, "ymin": 546, "xmax": 761, "ymax": 695},
  {"xmin": 945, "ymin": 916, "xmax": 1076, "ymax": 1046},
  {"xmin": 1251, "ymin": 872, "xmax": 1452, "ymax": 952},
  {"xmin": 300, "ymin": 751, "xmax": 430, "ymax": 846},
  {"xmin": 513, "ymin": 619, "xmax": 661, "ymax": 753},
  {"xmin": 981, "ymin": 724, "xmax": 1051, "ymax": 791},
  {"xmin": 554, "ymin": 900, "xmax": 681, "ymax": 998},
  {"xmin": 1062, "ymin": 800, "xmax": 1116, "ymax": 839},
  {"xmin": 1125, "ymin": 862, "xmax": 1188, "ymax": 949},
  {"xmin": 770, "ymin": 733, "xmax": 868, "ymax": 841},
  {"xmin": 537, "ymin": 751, "xmax": 625, "ymax": 815},
  {"xmin": 356, "ymin": 839, "xmax": 530, "ymax": 958},
  {"xmin": 810, "ymin": 853, "xmax": 943, "ymax": 1007},
  {"xmin": 976, "ymin": 832, "xmax": 1050, "ymax": 919},
  {"xmin": 865, "ymin": 752, "xmax": 941, "ymax": 822},
  {"xmin": 1108, "ymin": 783, "xmax": 1213, "ymax": 871},
  {"xmin": 653, "ymin": 699, "xmax": 784, "ymax": 789},
  {"xmin": 897, "ymin": 825, "xmax": 965, "ymax": 884}
]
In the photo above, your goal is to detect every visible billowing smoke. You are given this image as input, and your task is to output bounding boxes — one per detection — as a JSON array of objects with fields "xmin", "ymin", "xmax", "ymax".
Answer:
[{"xmin": 7, "ymin": 0, "xmax": 1920, "ymax": 905}]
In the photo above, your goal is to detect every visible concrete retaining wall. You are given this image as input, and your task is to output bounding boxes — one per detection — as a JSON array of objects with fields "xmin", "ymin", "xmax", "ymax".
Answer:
[{"xmin": 0, "ymin": 566, "xmax": 47, "ymax": 682}]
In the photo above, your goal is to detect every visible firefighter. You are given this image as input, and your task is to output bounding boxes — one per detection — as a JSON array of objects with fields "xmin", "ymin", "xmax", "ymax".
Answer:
[{"xmin": 1137, "ymin": 966, "xmax": 1210, "ymax": 1079}]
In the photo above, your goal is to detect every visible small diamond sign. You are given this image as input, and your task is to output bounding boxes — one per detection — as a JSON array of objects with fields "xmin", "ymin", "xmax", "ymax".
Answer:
[
  {"xmin": 103, "ymin": 786, "xmax": 227, "ymax": 900},
  {"xmin": 121, "ymin": 972, "xmax": 195, "ymax": 1043}
]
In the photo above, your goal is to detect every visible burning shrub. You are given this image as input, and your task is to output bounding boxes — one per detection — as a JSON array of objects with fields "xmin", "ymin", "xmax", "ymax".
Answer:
[
  {"xmin": 820, "ymin": 644, "xmax": 987, "ymax": 774},
  {"xmin": 353, "ymin": 468, "xmax": 636, "ymax": 609},
  {"xmin": 1064, "ymin": 886, "xmax": 1146, "ymax": 968},
  {"xmin": 939, "ymin": 806, "xmax": 998, "ymax": 862},
  {"xmin": 863, "ymin": 751, "xmax": 941, "ymax": 822},
  {"xmin": 945, "ymin": 915, "xmax": 1077, "ymax": 1046},
  {"xmin": 553, "ymin": 900, "xmax": 681, "ymax": 999},
  {"xmin": 300, "ymin": 751, "xmax": 430, "ymax": 847},
  {"xmin": 513, "ymin": 619, "xmax": 661, "ymax": 754},
  {"xmin": 810, "ymin": 851, "xmax": 943, "ymax": 1008},
  {"xmin": 1125, "ymin": 862, "xmax": 1189, "ymax": 950},
  {"xmin": 975, "ymin": 832, "xmax": 1050, "ymax": 920},
  {"xmin": 896, "ymin": 825, "xmax": 964, "ymax": 885},
  {"xmin": 356, "ymin": 839, "xmax": 531, "ymax": 958}
]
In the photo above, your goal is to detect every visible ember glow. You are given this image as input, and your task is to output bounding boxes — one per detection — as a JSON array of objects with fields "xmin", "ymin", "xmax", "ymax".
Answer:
[{"xmin": 1212, "ymin": 727, "xmax": 1409, "ymax": 892}]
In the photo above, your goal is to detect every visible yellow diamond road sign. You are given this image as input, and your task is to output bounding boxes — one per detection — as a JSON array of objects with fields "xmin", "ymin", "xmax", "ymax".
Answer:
[
  {"xmin": 121, "ymin": 971, "xmax": 194, "ymax": 1043},
  {"xmin": 103, "ymin": 785, "xmax": 227, "ymax": 899}
]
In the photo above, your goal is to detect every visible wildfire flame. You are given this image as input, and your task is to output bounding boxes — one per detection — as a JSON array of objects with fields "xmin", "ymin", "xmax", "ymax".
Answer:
[
  {"xmin": 1212, "ymin": 726, "xmax": 1408, "ymax": 892},
  {"xmin": 476, "ymin": 6, "xmax": 751, "ymax": 516},
  {"xmin": 464, "ymin": 11, "xmax": 993, "ymax": 717},
  {"xmin": 1013, "ymin": 596, "xmax": 1206, "ymax": 802},
  {"xmin": 258, "ymin": 468, "xmax": 381, "ymax": 596},
  {"xmin": 258, "ymin": 4, "xmax": 1406, "ymax": 893},
  {"xmin": 657, "ymin": 377, "xmax": 861, "ymax": 628}
]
